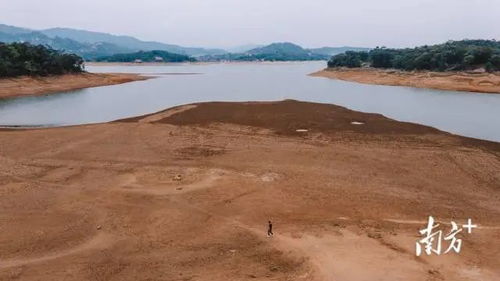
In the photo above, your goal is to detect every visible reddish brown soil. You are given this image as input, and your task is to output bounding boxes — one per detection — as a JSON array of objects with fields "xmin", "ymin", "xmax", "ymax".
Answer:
[
  {"xmin": 0, "ymin": 73, "xmax": 149, "ymax": 99},
  {"xmin": 1, "ymin": 100, "xmax": 499, "ymax": 281},
  {"xmin": 312, "ymin": 68, "xmax": 500, "ymax": 94},
  {"xmin": 156, "ymin": 100, "xmax": 441, "ymax": 136}
]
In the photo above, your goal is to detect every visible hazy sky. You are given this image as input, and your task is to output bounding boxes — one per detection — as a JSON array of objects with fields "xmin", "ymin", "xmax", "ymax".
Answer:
[{"xmin": 2, "ymin": 0, "xmax": 499, "ymax": 48}]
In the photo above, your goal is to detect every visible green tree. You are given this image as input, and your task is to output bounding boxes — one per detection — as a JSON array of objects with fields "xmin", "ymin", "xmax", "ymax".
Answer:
[
  {"xmin": 369, "ymin": 48, "xmax": 395, "ymax": 68},
  {"xmin": 327, "ymin": 40, "xmax": 500, "ymax": 72},
  {"xmin": 0, "ymin": 42, "xmax": 84, "ymax": 77}
]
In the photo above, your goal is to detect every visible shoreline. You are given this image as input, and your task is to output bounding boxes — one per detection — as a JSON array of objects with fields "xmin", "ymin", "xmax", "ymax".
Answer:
[
  {"xmin": 311, "ymin": 68, "xmax": 500, "ymax": 94},
  {"xmin": 0, "ymin": 72, "xmax": 150, "ymax": 99},
  {"xmin": 119, "ymin": 100, "xmax": 499, "ymax": 147},
  {"xmin": 2, "ymin": 99, "xmax": 499, "ymax": 145},
  {"xmin": 86, "ymin": 61, "xmax": 323, "ymax": 66}
]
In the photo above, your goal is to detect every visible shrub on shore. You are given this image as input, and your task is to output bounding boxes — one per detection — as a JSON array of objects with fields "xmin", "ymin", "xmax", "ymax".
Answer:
[
  {"xmin": 0, "ymin": 42, "xmax": 84, "ymax": 78},
  {"xmin": 327, "ymin": 40, "xmax": 500, "ymax": 72}
]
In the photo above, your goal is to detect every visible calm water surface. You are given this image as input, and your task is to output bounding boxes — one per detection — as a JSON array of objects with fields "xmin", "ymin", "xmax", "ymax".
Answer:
[{"xmin": 0, "ymin": 62, "xmax": 499, "ymax": 142}]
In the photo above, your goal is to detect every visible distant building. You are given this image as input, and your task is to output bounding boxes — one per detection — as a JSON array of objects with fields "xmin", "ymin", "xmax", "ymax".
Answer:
[
  {"xmin": 134, "ymin": 59, "xmax": 143, "ymax": 63},
  {"xmin": 154, "ymin": 56, "xmax": 164, "ymax": 62}
]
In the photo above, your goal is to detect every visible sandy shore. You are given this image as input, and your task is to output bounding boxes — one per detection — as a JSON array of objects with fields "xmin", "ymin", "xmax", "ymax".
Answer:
[
  {"xmin": 1, "ymin": 100, "xmax": 499, "ymax": 280},
  {"xmin": 0, "ymin": 73, "xmax": 149, "ymax": 99},
  {"xmin": 311, "ymin": 68, "xmax": 500, "ymax": 94},
  {"xmin": 86, "ymin": 62, "xmax": 200, "ymax": 66}
]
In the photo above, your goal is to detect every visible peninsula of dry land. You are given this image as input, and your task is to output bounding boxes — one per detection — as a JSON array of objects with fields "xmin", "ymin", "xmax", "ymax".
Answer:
[
  {"xmin": 312, "ymin": 68, "xmax": 500, "ymax": 94},
  {"xmin": 0, "ymin": 73, "xmax": 149, "ymax": 99},
  {"xmin": 1, "ymin": 100, "xmax": 499, "ymax": 280}
]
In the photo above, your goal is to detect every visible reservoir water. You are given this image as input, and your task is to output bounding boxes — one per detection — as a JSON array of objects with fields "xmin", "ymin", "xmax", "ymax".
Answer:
[{"xmin": 0, "ymin": 61, "xmax": 499, "ymax": 142}]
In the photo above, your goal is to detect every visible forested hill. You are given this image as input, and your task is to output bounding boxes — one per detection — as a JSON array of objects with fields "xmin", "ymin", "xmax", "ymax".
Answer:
[
  {"xmin": 328, "ymin": 40, "xmax": 500, "ymax": 72},
  {"xmin": 0, "ymin": 42, "xmax": 84, "ymax": 78},
  {"xmin": 95, "ymin": 50, "xmax": 195, "ymax": 63},
  {"xmin": 201, "ymin": 42, "xmax": 329, "ymax": 61}
]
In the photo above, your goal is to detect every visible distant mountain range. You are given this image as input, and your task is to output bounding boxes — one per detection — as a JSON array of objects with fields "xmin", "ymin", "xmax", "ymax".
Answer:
[
  {"xmin": 0, "ymin": 24, "xmax": 226, "ymax": 59},
  {"xmin": 0, "ymin": 23, "xmax": 370, "ymax": 61},
  {"xmin": 201, "ymin": 42, "xmax": 333, "ymax": 61},
  {"xmin": 200, "ymin": 43, "xmax": 371, "ymax": 62},
  {"xmin": 40, "ymin": 27, "xmax": 227, "ymax": 57},
  {"xmin": 0, "ymin": 31, "xmax": 130, "ymax": 60}
]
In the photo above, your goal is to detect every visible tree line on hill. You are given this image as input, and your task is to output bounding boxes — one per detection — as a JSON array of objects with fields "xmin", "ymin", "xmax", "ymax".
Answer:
[
  {"xmin": 95, "ymin": 50, "xmax": 195, "ymax": 63},
  {"xmin": 0, "ymin": 42, "xmax": 84, "ymax": 77},
  {"xmin": 199, "ymin": 42, "xmax": 330, "ymax": 61},
  {"xmin": 328, "ymin": 40, "xmax": 500, "ymax": 72},
  {"xmin": 96, "ymin": 42, "xmax": 336, "ymax": 62}
]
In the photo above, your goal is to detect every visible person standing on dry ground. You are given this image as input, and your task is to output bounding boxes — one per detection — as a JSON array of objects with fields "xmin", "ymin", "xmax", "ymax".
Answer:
[{"xmin": 267, "ymin": 220, "xmax": 274, "ymax": 237}]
